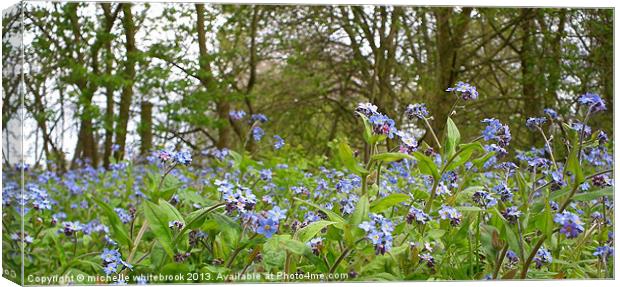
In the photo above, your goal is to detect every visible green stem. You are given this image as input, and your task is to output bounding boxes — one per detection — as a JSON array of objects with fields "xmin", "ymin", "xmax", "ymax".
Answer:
[
  {"xmin": 493, "ymin": 244, "xmax": 509, "ymax": 279},
  {"xmin": 422, "ymin": 117, "xmax": 442, "ymax": 152}
]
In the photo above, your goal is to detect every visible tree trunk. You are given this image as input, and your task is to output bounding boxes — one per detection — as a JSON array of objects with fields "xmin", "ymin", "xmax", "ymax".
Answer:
[
  {"xmin": 196, "ymin": 3, "xmax": 230, "ymax": 149},
  {"xmin": 114, "ymin": 3, "xmax": 137, "ymax": 161},
  {"xmin": 139, "ymin": 101, "xmax": 153, "ymax": 155}
]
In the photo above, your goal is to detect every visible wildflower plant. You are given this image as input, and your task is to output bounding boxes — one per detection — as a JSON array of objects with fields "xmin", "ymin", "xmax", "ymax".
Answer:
[{"xmin": 2, "ymin": 83, "xmax": 613, "ymax": 283}]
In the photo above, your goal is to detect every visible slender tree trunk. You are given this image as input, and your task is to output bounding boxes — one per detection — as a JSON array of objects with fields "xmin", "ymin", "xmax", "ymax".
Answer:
[
  {"xmin": 114, "ymin": 3, "xmax": 137, "ymax": 161},
  {"xmin": 139, "ymin": 101, "xmax": 153, "ymax": 156},
  {"xmin": 520, "ymin": 9, "xmax": 538, "ymax": 145},
  {"xmin": 102, "ymin": 4, "xmax": 115, "ymax": 169},
  {"xmin": 196, "ymin": 3, "xmax": 230, "ymax": 149}
]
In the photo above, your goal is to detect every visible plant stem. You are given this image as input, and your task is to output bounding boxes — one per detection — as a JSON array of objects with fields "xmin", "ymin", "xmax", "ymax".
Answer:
[
  {"xmin": 329, "ymin": 238, "xmax": 365, "ymax": 274},
  {"xmin": 422, "ymin": 117, "xmax": 442, "ymax": 151},
  {"xmin": 493, "ymin": 244, "xmax": 509, "ymax": 279}
]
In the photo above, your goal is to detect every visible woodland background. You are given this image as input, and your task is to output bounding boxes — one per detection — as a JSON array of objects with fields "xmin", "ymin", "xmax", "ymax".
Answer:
[{"xmin": 1, "ymin": 2, "xmax": 613, "ymax": 171}]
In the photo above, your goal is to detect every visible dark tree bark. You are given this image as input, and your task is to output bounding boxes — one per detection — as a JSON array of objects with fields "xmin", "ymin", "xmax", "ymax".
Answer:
[
  {"xmin": 196, "ymin": 3, "xmax": 231, "ymax": 149},
  {"xmin": 430, "ymin": 7, "xmax": 472, "ymax": 140},
  {"xmin": 139, "ymin": 101, "xmax": 153, "ymax": 156},
  {"xmin": 114, "ymin": 3, "xmax": 137, "ymax": 161},
  {"xmin": 102, "ymin": 3, "xmax": 116, "ymax": 169}
]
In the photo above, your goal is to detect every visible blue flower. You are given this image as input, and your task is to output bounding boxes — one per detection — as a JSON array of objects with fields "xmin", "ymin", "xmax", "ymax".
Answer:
[
  {"xmin": 369, "ymin": 113, "xmax": 397, "ymax": 138},
  {"xmin": 438, "ymin": 205, "xmax": 462, "ymax": 226},
  {"xmin": 273, "ymin": 135, "xmax": 285, "ymax": 150},
  {"xmin": 356, "ymin": 102, "xmax": 379, "ymax": 117},
  {"xmin": 543, "ymin": 108, "xmax": 559, "ymax": 120},
  {"xmin": 267, "ymin": 206, "xmax": 287, "ymax": 221},
  {"xmin": 506, "ymin": 250, "xmax": 519, "ymax": 267},
  {"xmin": 406, "ymin": 207, "xmax": 432, "ymax": 225},
  {"xmin": 307, "ymin": 237, "xmax": 324, "ymax": 255},
  {"xmin": 173, "ymin": 150, "xmax": 192, "ymax": 166},
  {"xmin": 446, "ymin": 81, "xmax": 478, "ymax": 100},
  {"xmin": 405, "ymin": 103, "xmax": 429, "ymax": 119},
  {"xmin": 359, "ymin": 213, "xmax": 394, "ymax": 255},
  {"xmin": 114, "ymin": 208, "xmax": 133, "ymax": 224},
  {"xmin": 256, "ymin": 218, "xmax": 278, "ymax": 238},
  {"xmin": 103, "ymin": 263, "xmax": 118, "ymax": 275},
  {"xmin": 554, "ymin": 211, "xmax": 584, "ymax": 239},
  {"xmin": 481, "ymin": 118, "xmax": 501, "ymax": 141},
  {"xmin": 492, "ymin": 183, "xmax": 513, "ymax": 202},
  {"xmin": 229, "ymin": 110, "xmax": 246, "ymax": 120},
  {"xmin": 472, "ymin": 190, "xmax": 497, "ymax": 209},
  {"xmin": 533, "ymin": 247, "xmax": 552, "ymax": 268},
  {"xmin": 578, "ymin": 93, "xmax": 606, "ymax": 113},
  {"xmin": 259, "ymin": 169, "xmax": 272, "ymax": 181},
  {"xmin": 526, "ymin": 117, "xmax": 546, "ymax": 130},
  {"xmin": 593, "ymin": 246, "xmax": 614, "ymax": 259},
  {"xmin": 250, "ymin": 113, "xmax": 269, "ymax": 123},
  {"xmin": 502, "ymin": 206, "xmax": 522, "ymax": 224},
  {"xmin": 571, "ymin": 122, "xmax": 592, "ymax": 137},
  {"xmin": 252, "ymin": 126, "xmax": 265, "ymax": 142}
]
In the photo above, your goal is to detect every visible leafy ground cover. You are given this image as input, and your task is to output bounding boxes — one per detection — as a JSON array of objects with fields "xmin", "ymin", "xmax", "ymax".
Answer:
[{"xmin": 2, "ymin": 84, "xmax": 614, "ymax": 284}]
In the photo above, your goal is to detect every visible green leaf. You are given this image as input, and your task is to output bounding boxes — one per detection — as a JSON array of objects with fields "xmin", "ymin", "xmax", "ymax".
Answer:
[
  {"xmin": 142, "ymin": 200, "xmax": 175, "ymax": 258},
  {"xmin": 350, "ymin": 195, "xmax": 369, "ymax": 228},
  {"xmin": 357, "ymin": 112, "xmax": 374, "ymax": 144},
  {"xmin": 278, "ymin": 235, "xmax": 311, "ymax": 256},
  {"xmin": 445, "ymin": 143, "xmax": 483, "ymax": 171},
  {"xmin": 91, "ymin": 196, "xmax": 131, "ymax": 248},
  {"xmin": 337, "ymin": 141, "xmax": 369, "ymax": 175},
  {"xmin": 572, "ymin": 187, "xmax": 613, "ymax": 201},
  {"xmin": 370, "ymin": 193, "xmax": 410, "ymax": 213},
  {"xmin": 444, "ymin": 117, "xmax": 461, "ymax": 159},
  {"xmin": 294, "ymin": 197, "xmax": 345, "ymax": 229},
  {"xmin": 371, "ymin": 152, "xmax": 415, "ymax": 164},
  {"xmin": 455, "ymin": 206, "xmax": 484, "ymax": 212},
  {"xmin": 294, "ymin": 220, "xmax": 337, "ymax": 243},
  {"xmin": 427, "ymin": 229, "xmax": 446, "ymax": 239},
  {"xmin": 158, "ymin": 199, "xmax": 184, "ymax": 223},
  {"xmin": 412, "ymin": 151, "xmax": 440, "ymax": 180}
]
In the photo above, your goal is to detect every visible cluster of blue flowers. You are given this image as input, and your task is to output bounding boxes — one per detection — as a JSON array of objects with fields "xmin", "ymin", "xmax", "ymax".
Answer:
[
  {"xmin": 307, "ymin": 237, "xmax": 324, "ymax": 255},
  {"xmin": 158, "ymin": 150, "xmax": 192, "ymax": 166},
  {"xmin": 405, "ymin": 103, "xmax": 429, "ymax": 119},
  {"xmin": 100, "ymin": 248, "xmax": 132, "ymax": 275},
  {"xmin": 554, "ymin": 211, "xmax": 584, "ymax": 239},
  {"xmin": 359, "ymin": 213, "xmax": 394, "ymax": 255},
  {"xmin": 472, "ymin": 190, "xmax": 498, "ymax": 209},
  {"xmin": 438, "ymin": 205, "xmax": 462, "ymax": 226},
  {"xmin": 533, "ymin": 247, "xmax": 553, "ymax": 269},
  {"xmin": 481, "ymin": 118, "xmax": 511, "ymax": 147},
  {"xmin": 215, "ymin": 179, "xmax": 257, "ymax": 214},
  {"xmin": 406, "ymin": 206, "xmax": 431, "ymax": 225},
  {"xmin": 578, "ymin": 93, "xmax": 607, "ymax": 113},
  {"xmin": 446, "ymin": 81, "xmax": 479, "ymax": 101}
]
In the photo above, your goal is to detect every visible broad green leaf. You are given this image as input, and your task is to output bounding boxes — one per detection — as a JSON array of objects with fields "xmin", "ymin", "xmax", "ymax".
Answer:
[
  {"xmin": 371, "ymin": 152, "xmax": 415, "ymax": 164},
  {"xmin": 456, "ymin": 206, "xmax": 484, "ymax": 212},
  {"xmin": 445, "ymin": 142, "xmax": 483, "ymax": 171},
  {"xmin": 412, "ymin": 151, "xmax": 440, "ymax": 180},
  {"xmin": 278, "ymin": 235, "xmax": 311, "ymax": 256},
  {"xmin": 444, "ymin": 117, "xmax": 461, "ymax": 159},
  {"xmin": 357, "ymin": 112, "xmax": 374, "ymax": 144},
  {"xmin": 142, "ymin": 200, "xmax": 175, "ymax": 258},
  {"xmin": 294, "ymin": 220, "xmax": 337, "ymax": 243},
  {"xmin": 158, "ymin": 199, "xmax": 184, "ymax": 223},
  {"xmin": 370, "ymin": 193, "xmax": 410, "ymax": 213},
  {"xmin": 572, "ymin": 187, "xmax": 613, "ymax": 201},
  {"xmin": 337, "ymin": 141, "xmax": 369, "ymax": 175},
  {"xmin": 294, "ymin": 197, "xmax": 345, "ymax": 229},
  {"xmin": 350, "ymin": 195, "xmax": 369, "ymax": 227},
  {"xmin": 91, "ymin": 196, "xmax": 131, "ymax": 248}
]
